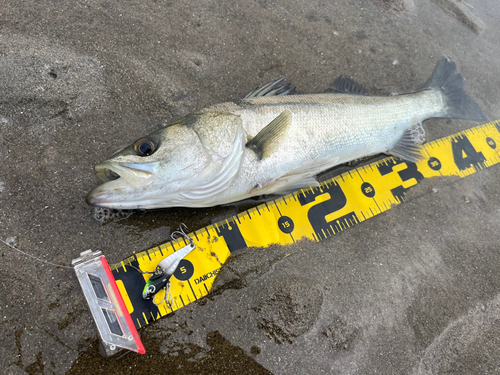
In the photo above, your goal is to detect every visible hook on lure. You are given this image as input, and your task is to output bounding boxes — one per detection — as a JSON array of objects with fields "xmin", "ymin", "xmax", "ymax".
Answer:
[{"xmin": 140, "ymin": 224, "xmax": 195, "ymax": 307}]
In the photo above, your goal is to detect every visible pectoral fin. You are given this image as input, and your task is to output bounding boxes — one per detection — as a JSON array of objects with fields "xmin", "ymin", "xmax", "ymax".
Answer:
[{"xmin": 246, "ymin": 110, "xmax": 292, "ymax": 159}]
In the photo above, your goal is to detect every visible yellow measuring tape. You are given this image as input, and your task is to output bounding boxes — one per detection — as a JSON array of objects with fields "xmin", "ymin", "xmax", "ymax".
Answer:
[{"xmin": 111, "ymin": 120, "xmax": 500, "ymax": 329}]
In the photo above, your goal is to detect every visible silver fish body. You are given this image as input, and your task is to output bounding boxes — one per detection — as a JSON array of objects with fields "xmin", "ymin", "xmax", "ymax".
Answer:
[{"xmin": 86, "ymin": 59, "xmax": 486, "ymax": 209}]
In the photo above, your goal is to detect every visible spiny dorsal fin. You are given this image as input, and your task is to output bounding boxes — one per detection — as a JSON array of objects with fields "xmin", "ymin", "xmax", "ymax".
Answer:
[
  {"xmin": 327, "ymin": 76, "xmax": 370, "ymax": 95},
  {"xmin": 244, "ymin": 78, "xmax": 297, "ymax": 98},
  {"xmin": 246, "ymin": 110, "xmax": 292, "ymax": 159}
]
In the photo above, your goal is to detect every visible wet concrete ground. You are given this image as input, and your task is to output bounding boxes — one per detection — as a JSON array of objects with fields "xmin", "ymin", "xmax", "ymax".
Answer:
[{"xmin": 1, "ymin": 0, "xmax": 500, "ymax": 374}]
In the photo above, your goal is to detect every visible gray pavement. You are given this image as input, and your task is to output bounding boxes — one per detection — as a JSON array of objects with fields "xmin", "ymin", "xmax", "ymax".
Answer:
[{"xmin": 1, "ymin": 0, "xmax": 500, "ymax": 374}]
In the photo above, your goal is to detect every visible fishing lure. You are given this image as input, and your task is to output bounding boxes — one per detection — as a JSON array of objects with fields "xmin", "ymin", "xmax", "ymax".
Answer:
[{"xmin": 141, "ymin": 224, "xmax": 195, "ymax": 306}]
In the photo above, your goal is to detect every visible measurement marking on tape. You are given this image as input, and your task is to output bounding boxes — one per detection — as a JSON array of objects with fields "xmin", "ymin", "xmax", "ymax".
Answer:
[{"xmin": 111, "ymin": 120, "xmax": 500, "ymax": 329}]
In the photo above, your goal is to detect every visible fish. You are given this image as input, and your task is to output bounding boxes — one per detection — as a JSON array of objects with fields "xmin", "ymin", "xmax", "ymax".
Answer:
[{"xmin": 86, "ymin": 59, "xmax": 486, "ymax": 209}]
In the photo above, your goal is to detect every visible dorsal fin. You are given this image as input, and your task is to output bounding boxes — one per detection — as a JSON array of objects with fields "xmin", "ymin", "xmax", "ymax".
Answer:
[
  {"xmin": 246, "ymin": 110, "xmax": 291, "ymax": 159},
  {"xmin": 326, "ymin": 76, "xmax": 370, "ymax": 95},
  {"xmin": 244, "ymin": 78, "xmax": 297, "ymax": 98}
]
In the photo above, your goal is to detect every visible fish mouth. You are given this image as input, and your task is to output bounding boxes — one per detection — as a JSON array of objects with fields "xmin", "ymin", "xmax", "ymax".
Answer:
[
  {"xmin": 94, "ymin": 162, "xmax": 154, "ymax": 185},
  {"xmin": 86, "ymin": 162, "xmax": 155, "ymax": 208},
  {"xmin": 95, "ymin": 165, "xmax": 121, "ymax": 182}
]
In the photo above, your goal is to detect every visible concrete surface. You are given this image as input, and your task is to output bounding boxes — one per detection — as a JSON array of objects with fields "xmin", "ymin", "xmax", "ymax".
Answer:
[{"xmin": 1, "ymin": 0, "xmax": 500, "ymax": 374}]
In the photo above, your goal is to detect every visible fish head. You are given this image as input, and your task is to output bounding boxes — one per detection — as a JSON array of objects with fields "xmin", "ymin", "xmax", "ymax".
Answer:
[{"xmin": 86, "ymin": 113, "xmax": 246, "ymax": 209}]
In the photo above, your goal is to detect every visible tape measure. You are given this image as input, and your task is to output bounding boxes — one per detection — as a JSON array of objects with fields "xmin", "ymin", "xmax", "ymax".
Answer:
[{"xmin": 110, "ymin": 120, "xmax": 500, "ymax": 330}]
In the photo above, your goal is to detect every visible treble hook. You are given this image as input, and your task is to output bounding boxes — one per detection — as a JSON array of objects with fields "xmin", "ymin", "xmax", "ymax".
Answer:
[
  {"xmin": 152, "ymin": 283, "xmax": 173, "ymax": 308},
  {"xmin": 171, "ymin": 223, "xmax": 194, "ymax": 245}
]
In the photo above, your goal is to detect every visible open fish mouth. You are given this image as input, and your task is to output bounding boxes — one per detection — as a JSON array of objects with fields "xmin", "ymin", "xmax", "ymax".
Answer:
[
  {"xmin": 86, "ymin": 162, "xmax": 156, "ymax": 208},
  {"xmin": 95, "ymin": 164, "xmax": 121, "ymax": 182},
  {"xmin": 94, "ymin": 162, "xmax": 154, "ymax": 185}
]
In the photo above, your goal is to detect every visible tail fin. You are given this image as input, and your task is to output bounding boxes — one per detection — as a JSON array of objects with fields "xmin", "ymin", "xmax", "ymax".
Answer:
[{"xmin": 419, "ymin": 58, "xmax": 486, "ymax": 121}]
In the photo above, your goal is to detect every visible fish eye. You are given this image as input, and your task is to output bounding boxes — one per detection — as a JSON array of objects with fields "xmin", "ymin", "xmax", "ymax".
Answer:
[{"xmin": 134, "ymin": 138, "xmax": 158, "ymax": 156}]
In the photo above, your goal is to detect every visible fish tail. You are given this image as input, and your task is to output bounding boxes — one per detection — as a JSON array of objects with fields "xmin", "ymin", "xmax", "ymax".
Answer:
[{"xmin": 419, "ymin": 58, "xmax": 486, "ymax": 122}]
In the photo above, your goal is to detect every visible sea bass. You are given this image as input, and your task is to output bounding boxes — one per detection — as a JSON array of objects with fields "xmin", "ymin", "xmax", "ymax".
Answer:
[{"xmin": 86, "ymin": 59, "xmax": 486, "ymax": 209}]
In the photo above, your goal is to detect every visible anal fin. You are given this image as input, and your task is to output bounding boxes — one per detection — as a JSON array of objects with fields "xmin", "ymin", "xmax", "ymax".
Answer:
[{"xmin": 387, "ymin": 119, "xmax": 426, "ymax": 162}]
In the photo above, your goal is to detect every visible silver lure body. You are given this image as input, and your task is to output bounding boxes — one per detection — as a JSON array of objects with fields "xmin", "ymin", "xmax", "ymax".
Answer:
[{"xmin": 86, "ymin": 59, "xmax": 485, "ymax": 209}]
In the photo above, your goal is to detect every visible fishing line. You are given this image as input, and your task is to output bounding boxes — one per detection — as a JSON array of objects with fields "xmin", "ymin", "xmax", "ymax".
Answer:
[
  {"xmin": 0, "ymin": 237, "xmax": 73, "ymax": 269},
  {"xmin": 1, "ymin": 222, "xmax": 182, "ymax": 271},
  {"xmin": 1, "ymin": 209, "xmax": 135, "ymax": 269}
]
